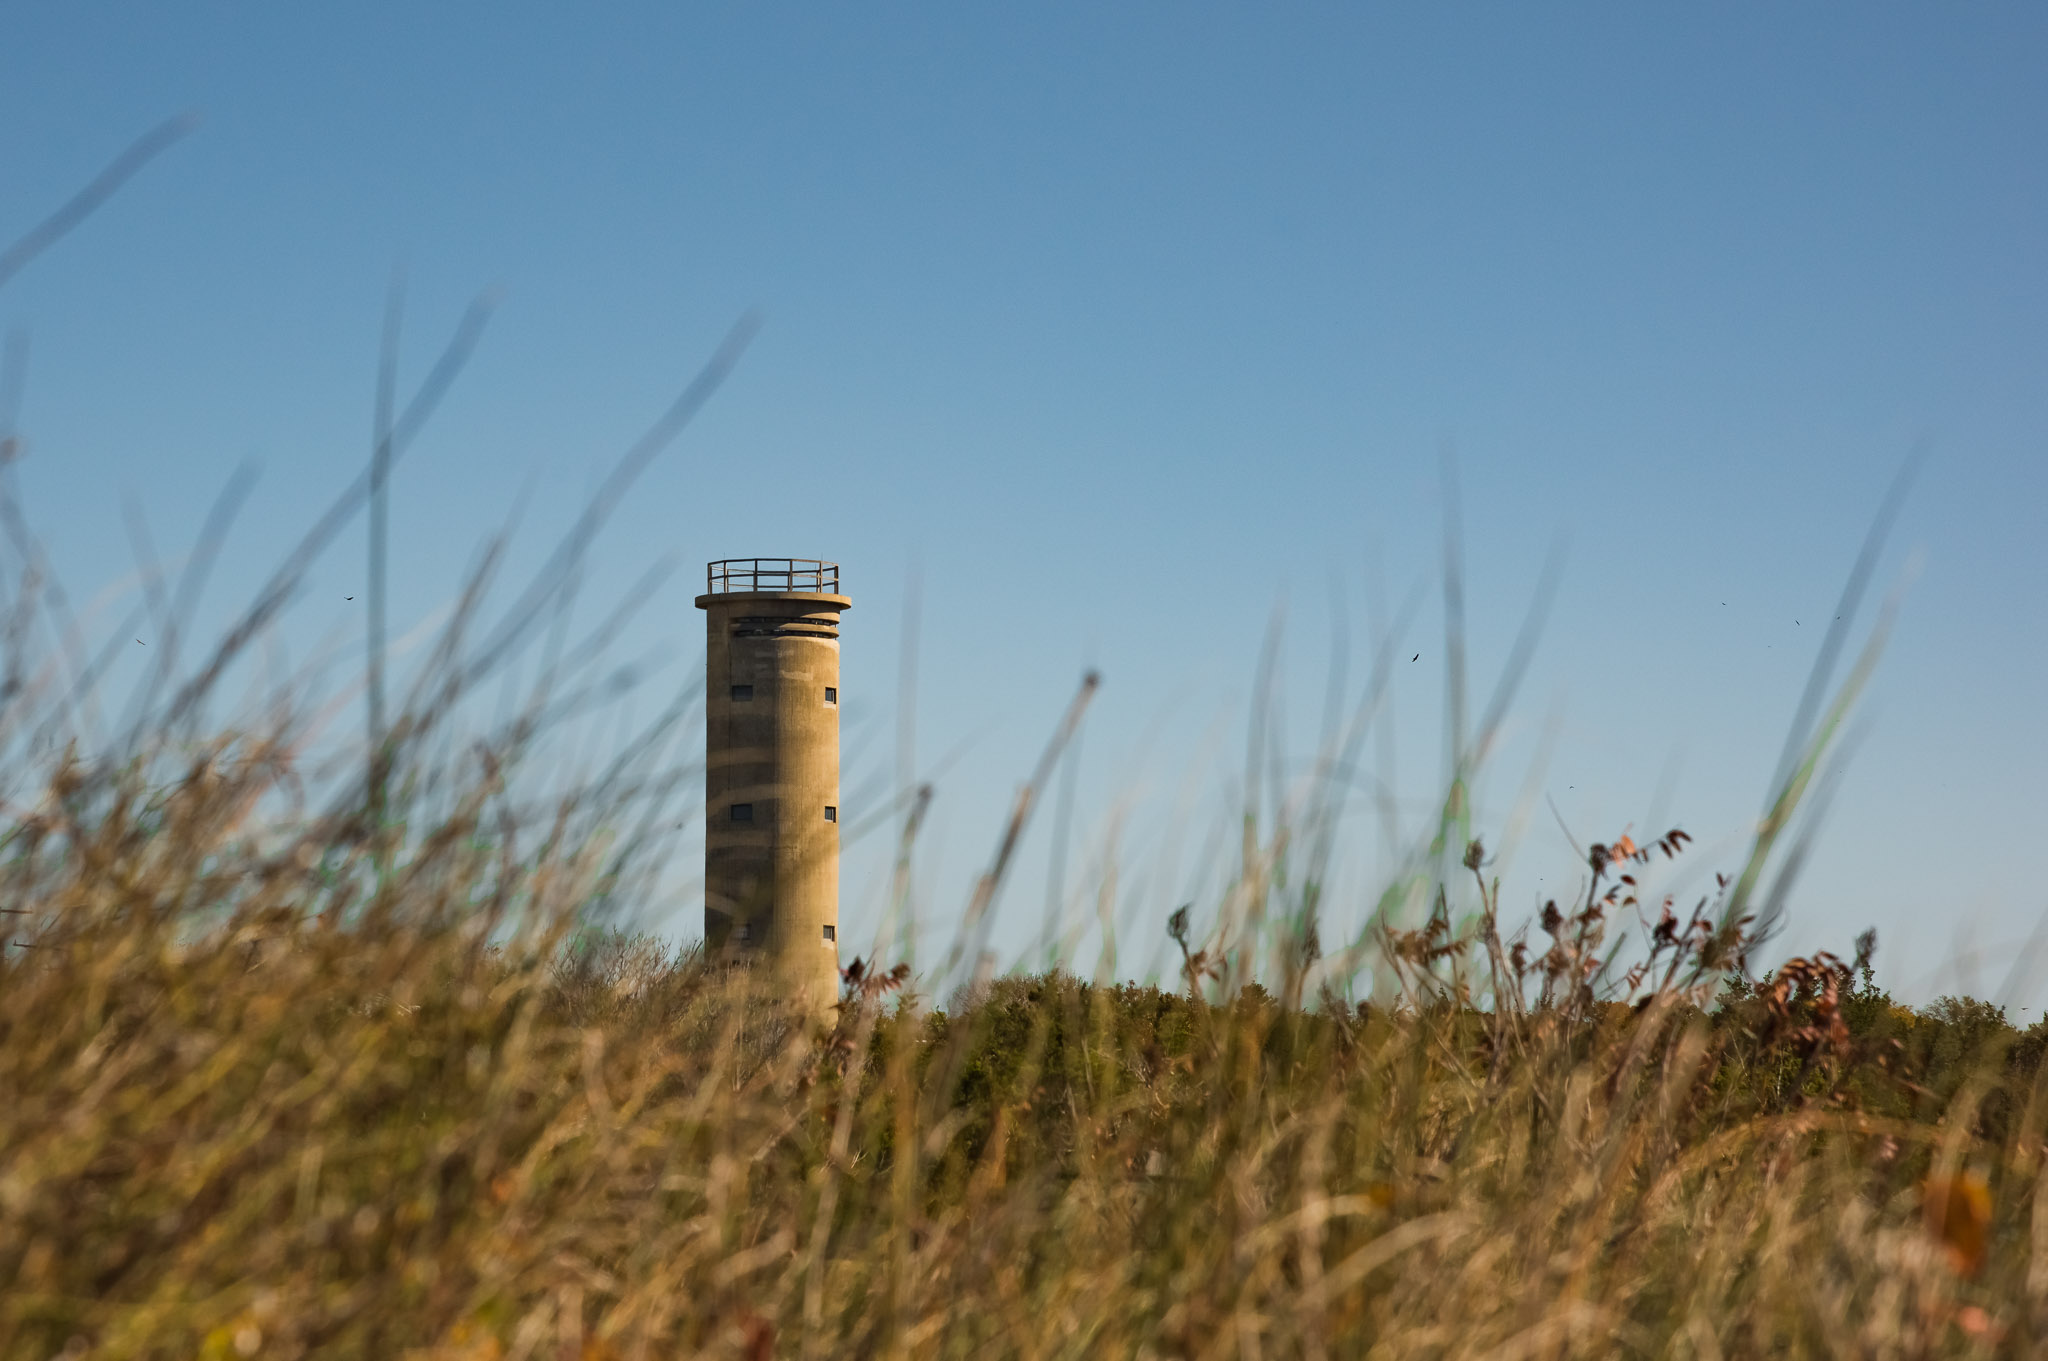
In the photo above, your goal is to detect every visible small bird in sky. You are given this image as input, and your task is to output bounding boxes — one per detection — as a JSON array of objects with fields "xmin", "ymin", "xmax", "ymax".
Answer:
[
  {"xmin": 1411, "ymin": 653, "xmax": 1419, "ymax": 662},
  {"xmin": 135, "ymin": 639, "xmax": 143, "ymax": 645},
  {"xmin": 346, "ymin": 596, "xmax": 353, "ymax": 601}
]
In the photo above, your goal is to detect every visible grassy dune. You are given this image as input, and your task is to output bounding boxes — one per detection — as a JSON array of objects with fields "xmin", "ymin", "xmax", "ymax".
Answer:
[{"xmin": 1, "ymin": 717, "xmax": 2043, "ymax": 1359}]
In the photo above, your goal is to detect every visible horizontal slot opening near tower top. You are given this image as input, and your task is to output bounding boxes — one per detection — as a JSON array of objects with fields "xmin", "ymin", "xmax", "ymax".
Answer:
[{"xmin": 729, "ymin": 618, "xmax": 838, "ymax": 640}]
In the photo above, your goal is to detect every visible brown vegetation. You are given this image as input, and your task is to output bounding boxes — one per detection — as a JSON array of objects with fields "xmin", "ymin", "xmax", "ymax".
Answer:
[{"xmin": 2, "ymin": 730, "xmax": 2044, "ymax": 1358}]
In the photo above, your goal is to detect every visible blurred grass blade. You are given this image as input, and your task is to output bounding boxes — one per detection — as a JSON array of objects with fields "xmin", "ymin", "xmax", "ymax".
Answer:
[{"xmin": 0, "ymin": 113, "xmax": 197, "ymax": 293}]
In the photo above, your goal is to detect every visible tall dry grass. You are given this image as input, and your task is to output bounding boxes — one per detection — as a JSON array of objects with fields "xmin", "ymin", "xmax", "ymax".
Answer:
[{"xmin": 2, "ymin": 662, "xmax": 2045, "ymax": 1358}]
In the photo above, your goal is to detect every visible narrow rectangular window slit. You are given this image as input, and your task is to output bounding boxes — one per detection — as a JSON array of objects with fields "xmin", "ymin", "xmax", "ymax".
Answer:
[
  {"xmin": 823, "ymin": 806, "xmax": 837, "ymax": 822},
  {"xmin": 823, "ymin": 686, "xmax": 837, "ymax": 705},
  {"xmin": 730, "ymin": 684, "xmax": 753, "ymax": 701},
  {"xmin": 730, "ymin": 803, "xmax": 753, "ymax": 822},
  {"xmin": 821, "ymin": 924, "xmax": 836, "ymax": 943}
]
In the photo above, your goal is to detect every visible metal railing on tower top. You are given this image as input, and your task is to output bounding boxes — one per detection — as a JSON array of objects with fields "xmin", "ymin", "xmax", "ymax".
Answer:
[{"xmin": 705, "ymin": 558, "xmax": 840, "ymax": 594}]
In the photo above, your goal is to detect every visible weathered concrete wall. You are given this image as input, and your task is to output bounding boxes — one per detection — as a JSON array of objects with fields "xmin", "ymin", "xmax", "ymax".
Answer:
[{"xmin": 696, "ymin": 587, "xmax": 848, "ymax": 1011}]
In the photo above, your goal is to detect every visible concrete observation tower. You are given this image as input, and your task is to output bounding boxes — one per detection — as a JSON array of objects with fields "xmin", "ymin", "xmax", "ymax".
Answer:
[{"xmin": 696, "ymin": 558, "xmax": 849, "ymax": 1006}]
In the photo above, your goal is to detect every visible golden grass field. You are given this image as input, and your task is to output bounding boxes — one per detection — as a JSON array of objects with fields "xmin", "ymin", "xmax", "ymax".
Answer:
[{"xmin": 2, "ymin": 708, "xmax": 2043, "ymax": 1359}]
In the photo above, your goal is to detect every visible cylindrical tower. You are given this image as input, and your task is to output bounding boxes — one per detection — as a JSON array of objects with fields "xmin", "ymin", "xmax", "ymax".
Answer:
[{"xmin": 696, "ymin": 558, "xmax": 848, "ymax": 1007}]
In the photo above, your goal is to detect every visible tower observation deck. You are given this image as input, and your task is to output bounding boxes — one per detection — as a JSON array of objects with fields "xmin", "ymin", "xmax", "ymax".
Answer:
[{"xmin": 696, "ymin": 559, "xmax": 848, "ymax": 1008}]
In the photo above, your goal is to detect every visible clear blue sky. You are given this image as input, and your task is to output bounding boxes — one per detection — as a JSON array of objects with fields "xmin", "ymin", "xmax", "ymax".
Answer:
[{"xmin": 5, "ymin": 5, "xmax": 2044, "ymax": 1001}]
